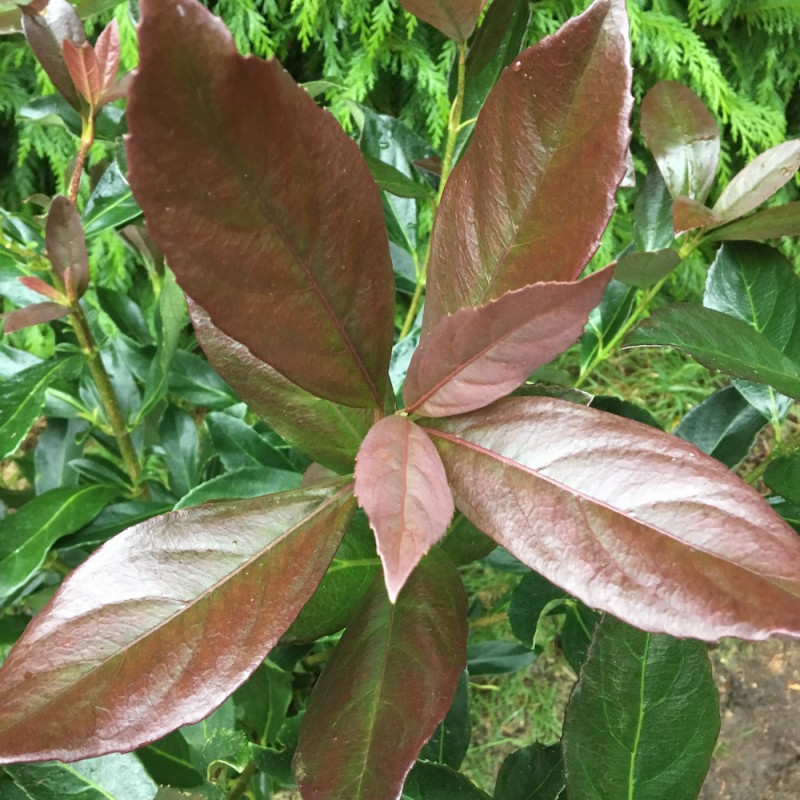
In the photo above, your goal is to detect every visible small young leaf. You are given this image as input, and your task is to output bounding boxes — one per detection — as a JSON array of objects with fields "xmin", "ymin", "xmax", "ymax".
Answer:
[
  {"xmin": 400, "ymin": 0, "xmax": 486, "ymax": 43},
  {"xmin": 45, "ymin": 195, "xmax": 88, "ymax": 297},
  {"xmin": 1, "ymin": 302, "xmax": 68, "ymax": 333},
  {"xmin": 0, "ymin": 484, "xmax": 355, "ymax": 763},
  {"xmin": 494, "ymin": 742, "xmax": 565, "ymax": 800},
  {"xmin": 93, "ymin": 18, "xmax": 120, "ymax": 96},
  {"xmin": 405, "ymin": 268, "xmax": 612, "ymax": 417},
  {"xmin": 190, "ymin": 299, "xmax": 371, "ymax": 473},
  {"xmin": 422, "ymin": 0, "xmax": 632, "ymax": 331},
  {"xmin": 424, "ymin": 396, "xmax": 800, "ymax": 640},
  {"xmin": 293, "ymin": 548, "xmax": 467, "ymax": 800},
  {"xmin": 674, "ymin": 386, "xmax": 767, "ymax": 468},
  {"xmin": 713, "ymin": 139, "xmax": 800, "ymax": 221},
  {"xmin": 127, "ymin": 0, "xmax": 394, "ymax": 409},
  {"xmin": 705, "ymin": 201, "xmax": 800, "ymax": 242},
  {"xmin": 562, "ymin": 616, "xmax": 719, "ymax": 800},
  {"xmin": 0, "ymin": 484, "xmax": 117, "ymax": 598},
  {"xmin": 627, "ymin": 305, "xmax": 800, "ymax": 400},
  {"xmin": 355, "ymin": 416, "xmax": 454, "ymax": 602},
  {"xmin": 640, "ymin": 81, "xmax": 719, "ymax": 202},
  {"xmin": 62, "ymin": 39, "xmax": 100, "ymax": 105}
]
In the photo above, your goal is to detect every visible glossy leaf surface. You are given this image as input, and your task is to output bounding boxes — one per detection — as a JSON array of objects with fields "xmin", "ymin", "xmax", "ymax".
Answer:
[
  {"xmin": 633, "ymin": 162, "xmax": 674, "ymax": 251},
  {"xmin": 765, "ymin": 455, "xmax": 800, "ymax": 505},
  {"xmin": 714, "ymin": 140, "xmax": 800, "ymax": 220},
  {"xmin": 82, "ymin": 161, "xmax": 142, "ymax": 238},
  {"xmin": 640, "ymin": 81, "xmax": 719, "ymax": 202},
  {"xmin": 45, "ymin": 195, "xmax": 88, "ymax": 296},
  {"xmin": 672, "ymin": 195, "xmax": 721, "ymax": 234},
  {"xmin": 610, "ymin": 249, "xmax": 679, "ymax": 287},
  {"xmin": 425, "ymin": 396, "xmax": 800, "ymax": 640},
  {"xmin": 422, "ymin": 0, "xmax": 632, "ymax": 331},
  {"xmin": 494, "ymin": 742, "xmax": 565, "ymax": 800},
  {"xmin": 355, "ymin": 416, "xmax": 454, "ymax": 602},
  {"xmin": 405, "ymin": 268, "xmax": 612, "ymax": 417},
  {"xmin": 0, "ymin": 484, "xmax": 116, "ymax": 598},
  {"xmin": 705, "ymin": 201, "xmax": 800, "ymax": 241},
  {"xmin": 628, "ymin": 304, "xmax": 800, "ymax": 399},
  {"xmin": 190, "ymin": 301, "xmax": 372, "ymax": 472},
  {"xmin": 562, "ymin": 616, "xmax": 719, "ymax": 800},
  {"xmin": 401, "ymin": 761, "xmax": 491, "ymax": 799},
  {"xmin": 293, "ymin": 549, "xmax": 467, "ymax": 800},
  {"xmin": 0, "ymin": 484, "xmax": 355, "ymax": 763},
  {"xmin": 400, "ymin": 0, "xmax": 486, "ymax": 42},
  {"xmin": 127, "ymin": 0, "xmax": 394, "ymax": 408},
  {"xmin": 62, "ymin": 39, "xmax": 100, "ymax": 105},
  {"xmin": 674, "ymin": 386, "xmax": 766, "ymax": 468}
]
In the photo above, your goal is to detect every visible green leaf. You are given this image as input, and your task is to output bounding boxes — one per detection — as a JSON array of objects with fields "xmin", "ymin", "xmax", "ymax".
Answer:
[
  {"xmin": 33, "ymin": 417, "xmax": 87, "ymax": 494},
  {"xmin": 467, "ymin": 641, "xmax": 536, "ymax": 676},
  {"xmin": 173, "ymin": 467, "xmax": 301, "ymax": 510},
  {"xmin": 674, "ymin": 386, "xmax": 767, "ymax": 468},
  {"xmin": 363, "ymin": 154, "xmax": 435, "ymax": 199},
  {"xmin": 159, "ymin": 406, "xmax": 200, "ymax": 499},
  {"xmin": 82, "ymin": 161, "xmax": 142, "ymax": 238},
  {"xmin": 401, "ymin": 761, "xmax": 491, "ymax": 799},
  {"xmin": 168, "ymin": 350, "xmax": 239, "ymax": 410},
  {"xmin": 614, "ymin": 249, "xmax": 680, "ymax": 288},
  {"xmin": 420, "ymin": 671, "xmax": 470, "ymax": 769},
  {"xmin": 190, "ymin": 301, "xmax": 371, "ymax": 473},
  {"xmin": 0, "ymin": 357, "xmax": 79, "ymax": 459},
  {"xmin": 283, "ymin": 510, "xmax": 380, "ymax": 644},
  {"xmin": 94, "ymin": 287, "xmax": 151, "ymax": 344},
  {"xmin": 633, "ymin": 162, "xmax": 674, "ymax": 252},
  {"xmin": 232, "ymin": 659, "xmax": 292, "ymax": 745},
  {"xmin": 0, "ymin": 484, "xmax": 355, "ymax": 762},
  {"xmin": 422, "ymin": 0, "xmax": 632, "ymax": 331},
  {"xmin": 137, "ymin": 730, "xmax": 203, "ymax": 789},
  {"xmin": 640, "ymin": 81, "xmax": 719, "ymax": 202},
  {"xmin": 626, "ymin": 304, "xmax": 800, "ymax": 400},
  {"xmin": 562, "ymin": 616, "xmax": 719, "ymax": 800},
  {"xmin": 127, "ymin": 0, "xmax": 394, "ymax": 408},
  {"xmin": 0, "ymin": 484, "xmax": 116, "ymax": 598},
  {"xmin": 765, "ymin": 455, "xmax": 800, "ymax": 505},
  {"xmin": 293, "ymin": 548, "xmax": 468, "ymax": 800},
  {"xmin": 508, "ymin": 571, "xmax": 569, "ymax": 649},
  {"xmin": 494, "ymin": 743, "xmax": 564, "ymax": 800},
  {"xmin": 580, "ymin": 279, "xmax": 637, "ymax": 372},
  {"xmin": 704, "ymin": 201, "xmax": 800, "ymax": 241},
  {"xmin": 205, "ymin": 411, "xmax": 295, "ymax": 473},
  {"xmin": 4, "ymin": 753, "xmax": 158, "ymax": 800}
]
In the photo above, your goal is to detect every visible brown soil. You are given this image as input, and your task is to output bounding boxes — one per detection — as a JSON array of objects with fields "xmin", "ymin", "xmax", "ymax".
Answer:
[{"xmin": 700, "ymin": 636, "xmax": 800, "ymax": 800}]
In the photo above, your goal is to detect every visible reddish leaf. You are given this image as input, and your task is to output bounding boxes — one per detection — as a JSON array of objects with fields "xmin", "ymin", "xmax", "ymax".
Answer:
[
  {"xmin": 705, "ymin": 201, "xmax": 800, "ymax": 242},
  {"xmin": 1, "ymin": 302, "xmax": 69, "ymax": 334},
  {"xmin": 93, "ymin": 18, "xmax": 120, "ymax": 95},
  {"xmin": 0, "ymin": 483, "xmax": 355, "ymax": 763},
  {"xmin": 672, "ymin": 195, "xmax": 721, "ymax": 235},
  {"xmin": 20, "ymin": 0, "xmax": 86, "ymax": 109},
  {"xmin": 400, "ymin": 0, "xmax": 486, "ymax": 42},
  {"xmin": 354, "ymin": 416, "xmax": 454, "ymax": 601},
  {"xmin": 97, "ymin": 70, "xmax": 133, "ymax": 109},
  {"xmin": 189, "ymin": 300, "xmax": 372, "ymax": 473},
  {"xmin": 423, "ymin": 396, "xmax": 800, "ymax": 641},
  {"xmin": 46, "ymin": 195, "xmax": 89, "ymax": 297},
  {"xmin": 405, "ymin": 267, "xmax": 612, "ymax": 417},
  {"xmin": 293, "ymin": 548, "xmax": 467, "ymax": 800},
  {"xmin": 17, "ymin": 276, "xmax": 66, "ymax": 303},
  {"xmin": 62, "ymin": 39, "xmax": 100, "ymax": 105},
  {"xmin": 127, "ymin": 0, "xmax": 394, "ymax": 409},
  {"xmin": 640, "ymin": 81, "xmax": 719, "ymax": 202},
  {"xmin": 713, "ymin": 139, "xmax": 800, "ymax": 222},
  {"xmin": 422, "ymin": 0, "xmax": 632, "ymax": 333}
]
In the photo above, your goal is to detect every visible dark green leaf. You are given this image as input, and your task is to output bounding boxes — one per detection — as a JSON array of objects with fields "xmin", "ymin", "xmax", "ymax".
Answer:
[
  {"xmin": 232, "ymin": 659, "xmax": 292, "ymax": 745},
  {"xmin": 137, "ymin": 730, "xmax": 203, "ymax": 789},
  {"xmin": 402, "ymin": 761, "xmax": 491, "ymax": 800},
  {"xmin": 205, "ymin": 411, "xmax": 295, "ymax": 472},
  {"xmin": 0, "ymin": 357, "xmax": 80, "ymax": 459},
  {"xmin": 173, "ymin": 467, "xmax": 301, "ymax": 510},
  {"xmin": 294, "ymin": 548, "xmax": 468, "ymax": 800},
  {"xmin": 82, "ymin": 161, "xmax": 142, "ymax": 238},
  {"xmin": 33, "ymin": 417, "xmax": 87, "ymax": 494},
  {"xmin": 0, "ymin": 345, "xmax": 41, "ymax": 379},
  {"xmin": 467, "ymin": 641, "xmax": 536, "ymax": 676},
  {"xmin": 439, "ymin": 513, "xmax": 495, "ymax": 565},
  {"xmin": 580, "ymin": 279, "xmax": 637, "ymax": 372},
  {"xmin": 159, "ymin": 406, "xmax": 200, "ymax": 498},
  {"xmin": 765, "ymin": 455, "xmax": 800, "ymax": 505},
  {"xmin": 494, "ymin": 743, "xmax": 564, "ymax": 800},
  {"xmin": 420, "ymin": 671, "xmax": 470, "ymax": 769},
  {"xmin": 508, "ymin": 571, "xmax": 568, "ymax": 649},
  {"xmin": 705, "ymin": 201, "xmax": 800, "ymax": 241},
  {"xmin": 770, "ymin": 499, "xmax": 800, "ymax": 533},
  {"xmin": 168, "ymin": 350, "xmax": 238, "ymax": 410},
  {"xmin": 562, "ymin": 616, "xmax": 719, "ymax": 800},
  {"xmin": 363, "ymin": 154, "xmax": 435, "ymax": 199},
  {"xmin": 588, "ymin": 395, "xmax": 662, "ymax": 429},
  {"xmin": 283, "ymin": 510, "xmax": 380, "ymax": 644},
  {"xmin": 0, "ymin": 485, "xmax": 117, "ymax": 598},
  {"xmin": 626, "ymin": 304, "xmax": 800, "ymax": 399},
  {"xmin": 614, "ymin": 249, "xmax": 680, "ymax": 287},
  {"xmin": 95, "ymin": 286, "xmax": 151, "ymax": 344},
  {"xmin": 633, "ymin": 162, "xmax": 674, "ymax": 251},
  {"xmin": 5, "ymin": 753, "xmax": 158, "ymax": 799},
  {"xmin": 560, "ymin": 603, "xmax": 599, "ymax": 673},
  {"xmin": 674, "ymin": 386, "xmax": 767, "ymax": 468}
]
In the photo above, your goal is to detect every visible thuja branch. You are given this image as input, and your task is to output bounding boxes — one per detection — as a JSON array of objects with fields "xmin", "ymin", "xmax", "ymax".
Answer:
[{"xmin": 399, "ymin": 40, "xmax": 468, "ymax": 340}]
